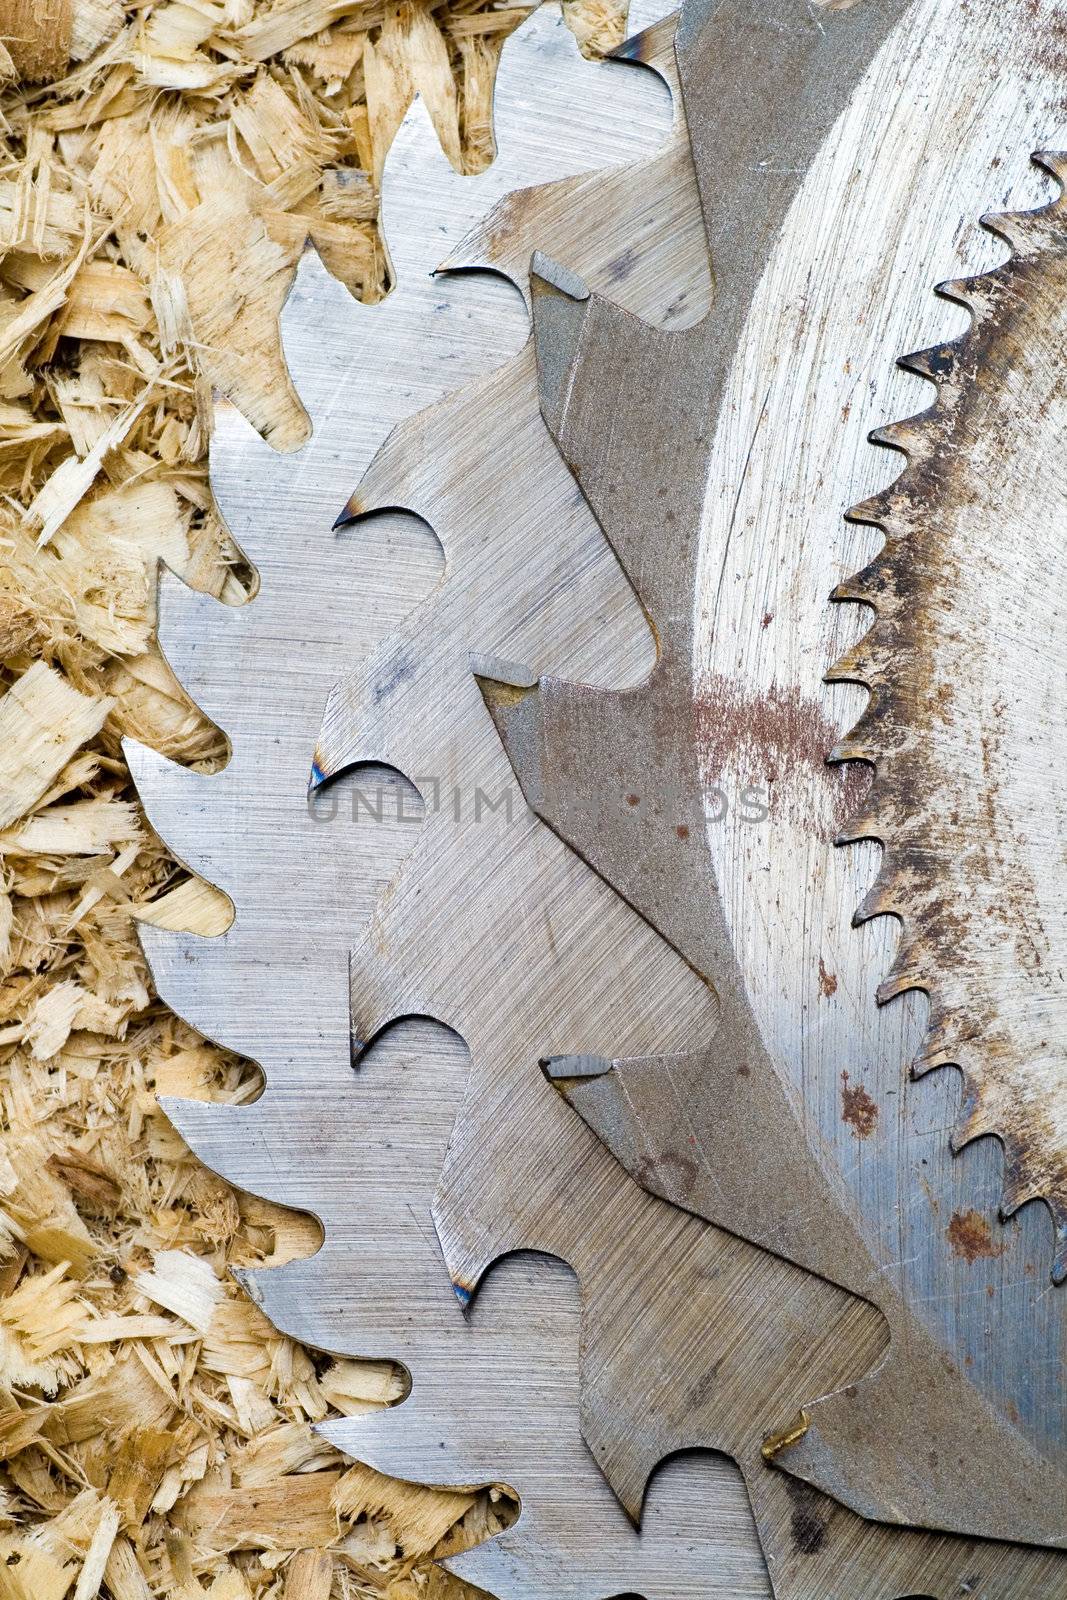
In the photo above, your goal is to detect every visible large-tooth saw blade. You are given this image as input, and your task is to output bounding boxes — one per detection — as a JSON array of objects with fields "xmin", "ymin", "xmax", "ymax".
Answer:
[{"xmin": 128, "ymin": 6, "xmax": 764, "ymax": 1595}]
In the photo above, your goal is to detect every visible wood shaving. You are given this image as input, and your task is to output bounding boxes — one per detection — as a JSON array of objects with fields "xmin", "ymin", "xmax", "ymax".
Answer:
[{"xmin": 0, "ymin": 0, "xmax": 620, "ymax": 1592}]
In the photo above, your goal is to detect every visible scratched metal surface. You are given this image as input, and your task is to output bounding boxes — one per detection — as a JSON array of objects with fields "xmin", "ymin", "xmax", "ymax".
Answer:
[
  {"xmin": 309, "ymin": 7, "xmax": 1067, "ymax": 1600},
  {"xmin": 128, "ymin": 8, "xmax": 771, "ymax": 1596},
  {"xmin": 681, "ymin": 0, "xmax": 1067, "ymax": 1514},
  {"xmin": 126, "ymin": 0, "xmax": 1067, "ymax": 1592},
  {"xmin": 686, "ymin": 0, "xmax": 1067, "ymax": 1433},
  {"xmin": 470, "ymin": 0, "xmax": 1067, "ymax": 1576}
]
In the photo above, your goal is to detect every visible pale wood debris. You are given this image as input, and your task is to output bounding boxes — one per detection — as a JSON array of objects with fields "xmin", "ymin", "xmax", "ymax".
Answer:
[{"xmin": 0, "ymin": 0, "xmax": 622, "ymax": 1592}]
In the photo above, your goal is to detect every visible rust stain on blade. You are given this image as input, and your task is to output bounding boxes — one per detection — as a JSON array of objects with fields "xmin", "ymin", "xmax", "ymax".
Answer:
[
  {"xmin": 840, "ymin": 1071, "xmax": 878, "ymax": 1139},
  {"xmin": 830, "ymin": 154, "xmax": 1067, "ymax": 1278},
  {"xmin": 695, "ymin": 672, "xmax": 870, "ymax": 835},
  {"xmin": 946, "ymin": 1209, "xmax": 1008, "ymax": 1264}
]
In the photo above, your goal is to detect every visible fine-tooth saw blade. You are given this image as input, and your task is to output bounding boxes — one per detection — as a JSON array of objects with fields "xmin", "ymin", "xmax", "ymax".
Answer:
[
  {"xmin": 467, "ymin": 0, "xmax": 1067, "ymax": 1569},
  {"xmin": 828, "ymin": 161, "xmax": 1067, "ymax": 1281},
  {"xmin": 312, "ymin": 1, "xmax": 1067, "ymax": 1597},
  {"xmin": 127, "ymin": 6, "xmax": 766, "ymax": 1595}
]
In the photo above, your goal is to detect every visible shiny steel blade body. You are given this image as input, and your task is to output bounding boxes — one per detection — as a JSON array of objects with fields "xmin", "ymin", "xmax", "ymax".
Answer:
[{"xmin": 128, "ymin": 7, "xmax": 771, "ymax": 1593}]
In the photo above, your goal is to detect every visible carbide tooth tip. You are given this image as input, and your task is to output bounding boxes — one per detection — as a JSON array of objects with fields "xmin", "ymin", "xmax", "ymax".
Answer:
[
  {"xmin": 530, "ymin": 251, "xmax": 590, "ymax": 302},
  {"xmin": 468, "ymin": 651, "xmax": 538, "ymax": 690},
  {"xmin": 541, "ymin": 1054, "xmax": 613, "ymax": 1081}
]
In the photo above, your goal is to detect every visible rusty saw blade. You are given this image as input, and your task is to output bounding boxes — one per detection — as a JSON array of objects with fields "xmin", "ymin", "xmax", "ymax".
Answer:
[{"xmin": 828, "ymin": 161, "xmax": 1067, "ymax": 1278}]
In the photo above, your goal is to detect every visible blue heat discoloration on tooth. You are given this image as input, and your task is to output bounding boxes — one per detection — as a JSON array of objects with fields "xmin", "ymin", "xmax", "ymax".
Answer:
[{"xmin": 451, "ymin": 1281, "xmax": 472, "ymax": 1308}]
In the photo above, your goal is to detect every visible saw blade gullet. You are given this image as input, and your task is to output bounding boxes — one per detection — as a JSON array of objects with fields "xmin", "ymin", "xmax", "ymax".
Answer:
[{"xmin": 127, "ymin": 7, "xmax": 767, "ymax": 1594}]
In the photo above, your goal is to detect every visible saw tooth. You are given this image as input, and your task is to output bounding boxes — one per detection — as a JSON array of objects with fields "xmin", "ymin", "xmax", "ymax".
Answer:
[
  {"xmin": 124, "ymin": 738, "xmax": 233, "ymax": 884},
  {"xmin": 999, "ymin": 1165, "xmax": 1043, "ymax": 1219},
  {"xmin": 134, "ymin": 923, "xmax": 263, "ymax": 1055},
  {"xmin": 897, "ymin": 341, "xmax": 961, "ymax": 382},
  {"xmin": 912, "ymin": 1024, "xmax": 958, "ymax": 1074},
  {"xmin": 834, "ymin": 804, "xmax": 883, "ymax": 846},
  {"xmin": 155, "ymin": 1095, "xmax": 311, "ymax": 1216},
  {"xmin": 436, "ymin": 195, "xmax": 515, "ymax": 282},
  {"xmin": 980, "ymin": 208, "xmax": 1047, "ymax": 254},
  {"xmin": 876, "ymin": 950, "xmax": 921, "ymax": 1003},
  {"xmin": 825, "ymin": 639, "xmax": 880, "ymax": 684},
  {"xmin": 834, "ymin": 177, "xmax": 1067, "ymax": 1280},
  {"xmin": 830, "ymin": 550, "xmax": 901, "ymax": 607},
  {"xmin": 231, "ymin": 1255, "xmax": 335, "ymax": 1348},
  {"xmin": 828, "ymin": 698, "xmax": 883, "ymax": 762},
  {"xmin": 1033, "ymin": 148, "xmax": 1067, "ymax": 189},
  {"xmin": 950, "ymin": 1085, "xmax": 996, "ymax": 1151},
  {"xmin": 441, "ymin": 1536, "xmax": 526, "ymax": 1595},
  {"xmin": 844, "ymin": 485, "xmax": 901, "ymax": 525},
  {"xmin": 868, "ymin": 415, "xmax": 936, "ymax": 455},
  {"xmin": 277, "ymin": 246, "xmax": 365, "ymax": 428},
  {"xmin": 154, "ymin": 567, "xmax": 246, "ymax": 733},
  {"xmin": 208, "ymin": 393, "xmax": 283, "ymax": 570},
  {"xmin": 312, "ymin": 666, "xmax": 419, "ymax": 791},
  {"xmin": 933, "ymin": 273, "xmax": 991, "ymax": 312},
  {"xmin": 335, "ymin": 424, "xmax": 441, "ymax": 530},
  {"xmin": 828, "ymin": 729, "xmax": 871, "ymax": 763},
  {"xmin": 828, "ymin": 575, "xmax": 879, "ymax": 606},
  {"xmin": 852, "ymin": 869, "xmax": 898, "ymax": 926}
]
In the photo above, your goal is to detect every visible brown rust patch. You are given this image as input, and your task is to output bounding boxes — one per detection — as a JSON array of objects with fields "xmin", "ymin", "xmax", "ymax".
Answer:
[
  {"xmin": 946, "ymin": 1209, "xmax": 1006, "ymax": 1263},
  {"xmin": 829, "ymin": 174, "xmax": 1067, "ymax": 1270},
  {"xmin": 840, "ymin": 1071, "xmax": 878, "ymax": 1139},
  {"xmin": 694, "ymin": 672, "xmax": 869, "ymax": 833},
  {"xmin": 782, "ymin": 1475, "xmax": 833, "ymax": 1557},
  {"xmin": 818, "ymin": 958, "xmax": 838, "ymax": 999}
]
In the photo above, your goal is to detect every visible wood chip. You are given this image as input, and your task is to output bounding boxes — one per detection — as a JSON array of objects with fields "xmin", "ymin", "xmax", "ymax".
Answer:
[
  {"xmin": 71, "ymin": 1495, "xmax": 120, "ymax": 1600},
  {"xmin": 284, "ymin": 1548, "xmax": 333, "ymax": 1600},
  {"xmin": 133, "ymin": 1248, "xmax": 224, "ymax": 1333},
  {"xmin": 0, "ymin": 664, "xmax": 111, "ymax": 830},
  {"xmin": 131, "ymin": 875, "xmax": 233, "ymax": 936},
  {"xmin": 332, "ymin": 1460, "xmax": 476, "ymax": 1557},
  {"xmin": 177, "ymin": 1470, "xmax": 343, "ymax": 1552},
  {"xmin": 155, "ymin": 185, "xmax": 308, "ymax": 448}
]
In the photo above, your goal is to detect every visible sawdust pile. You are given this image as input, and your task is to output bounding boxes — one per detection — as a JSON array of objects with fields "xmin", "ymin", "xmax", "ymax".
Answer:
[{"xmin": 0, "ymin": 0, "xmax": 623, "ymax": 1593}]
